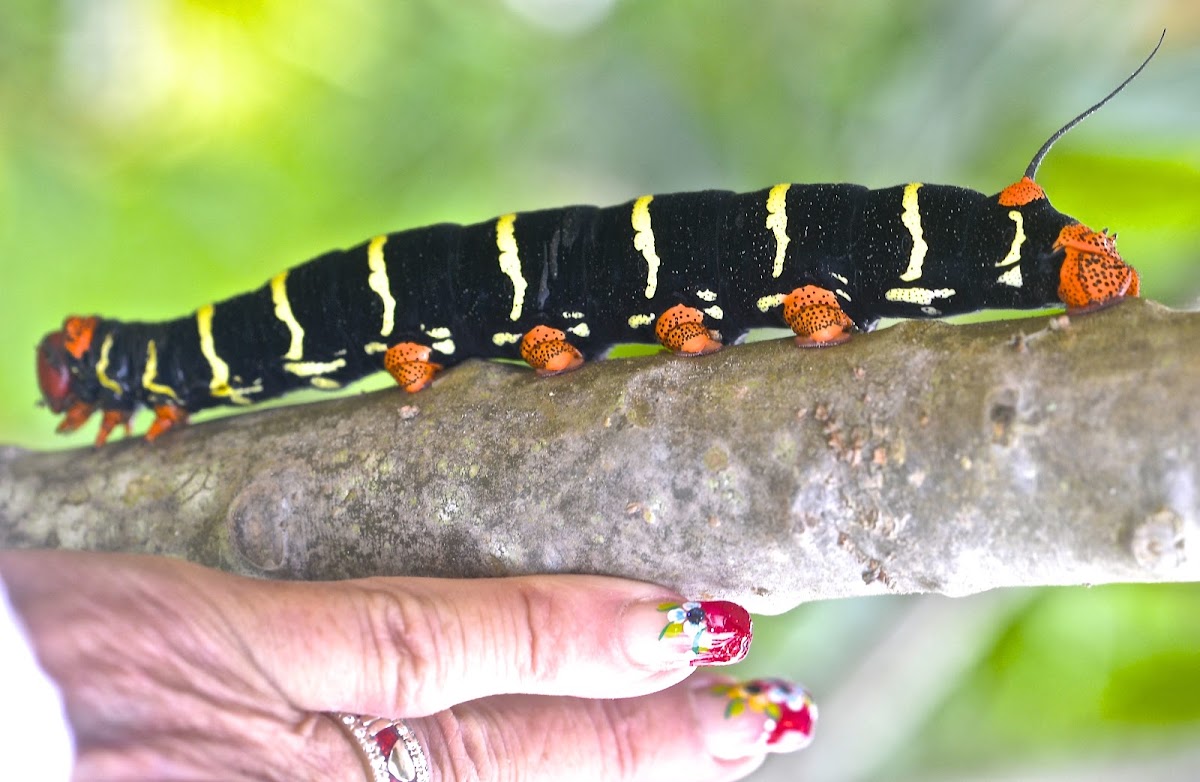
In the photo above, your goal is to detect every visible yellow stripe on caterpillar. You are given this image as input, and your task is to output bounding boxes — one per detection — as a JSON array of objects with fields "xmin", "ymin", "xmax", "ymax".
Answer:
[
  {"xmin": 283, "ymin": 358, "xmax": 347, "ymax": 376},
  {"xmin": 884, "ymin": 287, "xmax": 956, "ymax": 305},
  {"xmin": 496, "ymin": 214, "xmax": 527, "ymax": 321},
  {"xmin": 270, "ymin": 271, "xmax": 306, "ymax": 361},
  {"xmin": 898, "ymin": 183, "xmax": 928, "ymax": 282},
  {"xmin": 996, "ymin": 210, "xmax": 1026, "ymax": 268},
  {"xmin": 757, "ymin": 293, "xmax": 785, "ymax": 312},
  {"xmin": 367, "ymin": 235, "xmax": 397, "ymax": 337},
  {"xmin": 196, "ymin": 304, "xmax": 257, "ymax": 404},
  {"xmin": 94, "ymin": 333, "xmax": 123, "ymax": 395},
  {"xmin": 631, "ymin": 196, "xmax": 661, "ymax": 299},
  {"xmin": 141, "ymin": 340, "xmax": 179, "ymax": 400},
  {"xmin": 766, "ymin": 183, "xmax": 791, "ymax": 279}
]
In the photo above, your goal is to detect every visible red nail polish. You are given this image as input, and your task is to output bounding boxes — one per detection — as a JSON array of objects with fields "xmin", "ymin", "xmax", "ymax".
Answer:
[
  {"xmin": 711, "ymin": 678, "xmax": 817, "ymax": 752},
  {"xmin": 657, "ymin": 600, "xmax": 753, "ymax": 665}
]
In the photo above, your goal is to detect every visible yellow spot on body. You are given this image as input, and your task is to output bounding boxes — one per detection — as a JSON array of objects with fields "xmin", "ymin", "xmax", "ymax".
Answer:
[
  {"xmin": 885, "ymin": 287, "xmax": 956, "ymax": 305},
  {"xmin": 898, "ymin": 183, "xmax": 928, "ymax": 282},
  {"xmin": 496, "ymin": 214, "xmax": 527, "ymax": 321},
  {"xmin": 696, "ymin": 289, "xmax": 717, "ymax": 302},
  {"xmin": 757, "ymin": 293, "xmax": 785, "ymax": 312},
  {"xmin": 562, "ymin": 311, "xmax": 584, "ymax": 319},
  {"xmin": 282, "ymin": 358, "xmax": 347, "ymax": 376},
  {"xmin": 627, "ymin": 314, "xmax": 654, "ymax": 329},
  {"xmin": 364, "ymin": 342, "xmax": 388, "ymax": 354},
  {"xmin": 94, "ymin": 333, "xmax": 123, "ymax": 395},
  {"xmin": 141, "ymin": 340, "xmax": 178, "ymax": 400},
  {"xmin": 270, "ymin": 271, "xmax": 305, "ymax": 361},
  {"xmin": 431, "ymin": 339, "xmax": 455, "ymax": 354},
  {"xmin": 766, "ymin": 183, "xmax": 791, "ymax": 279},
  {"xmin": 996, "ymin": 210, "xmax": 1026, "ymax": 268},
  {"xmin": 196, "ymin": 305, "xmax": 254, "ymax": 404},
  {"xmin": 703, "ymin": 305, "xmax": 724, "ymax": 320},
  {"xmin": 997, "ymin": 265, "xmax": 1023, "ymax": 288},
  {"xmin": 425, "ymin": 327, "xmax": 452, "ymax": 339},
  {"xmin": 631, "ymin": 195, "xmax": 660, "ymax": 299},
  {"xmin": 836, "ymin": 289, "xmax": 852, "ymax": 301},
  {"xmin": 310, "ymin": 377, "xmax": 341, "ymax": 390},
  {"xmin": 492, "ymin": 332, "xmax": 522, "ymax": 346},
  {"xmin": 367, "ymin": 235, "xmax": 397, "ymax": 337},
  {"xmin": 831, "ymin": 273, "xmax": 849, "ymax": 284},
  {"xmin": 567, "ymin": 323, "xmax": 590, "ymax": 338}
]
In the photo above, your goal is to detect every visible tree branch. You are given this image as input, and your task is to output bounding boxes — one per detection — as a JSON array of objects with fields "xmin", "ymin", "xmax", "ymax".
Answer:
[{"xmin": 2, "ymin": 299, "xmax": 1197, "ymax": 614}]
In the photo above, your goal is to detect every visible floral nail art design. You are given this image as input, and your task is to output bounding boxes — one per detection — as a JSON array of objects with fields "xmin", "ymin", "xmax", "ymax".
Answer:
[
  {"xmin": 657, "ymin": 600, "xmax": 752, "ymax": 665},
  {"xmin": 712, "ymin": 678, "xmax": 817, "ymax": 749},
  {"xmin": 658, "ymin": 602, "xmax": 708, "ymax": 652}
]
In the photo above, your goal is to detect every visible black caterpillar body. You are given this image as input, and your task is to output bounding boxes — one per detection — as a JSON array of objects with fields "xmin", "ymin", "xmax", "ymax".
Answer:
[{"xmin": 35, "ymin": 35, "xmax": 1161, "ymax": 445}]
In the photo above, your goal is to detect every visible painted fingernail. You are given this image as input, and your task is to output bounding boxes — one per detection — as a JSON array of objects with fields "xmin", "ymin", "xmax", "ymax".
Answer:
[
  {"xmin": 624, "ymin": 599, "xmax": 752, "ymax": 666},
  {"xmin": 692, "ymin": 677, "xmax": 817, "ymax": 759}
]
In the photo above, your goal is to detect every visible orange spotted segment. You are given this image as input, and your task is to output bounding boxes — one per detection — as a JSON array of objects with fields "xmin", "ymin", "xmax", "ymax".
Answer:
[
  {"xmin": 997, "ymin": 176, "xmax": 1047, "ymax": 207},
  {"xmin": 383, "ymin": 341, "xmax": 444, "ymax": 392},
  {"xmin": 654, "ymin": 304, "xmax": 722, "ymax": 355},
  {"xmin": 1125, "ymin": 267, "xmax": 1140, "ymax": 298},
  {"xmin": 783, "ymin": 285, "xmax": 853, "ymax": 346},
  {"xmin": 520, "ymin": 325, "xmax": 584, "ymax": 375},
  {"xmin": 63, "ymin": 316, "xmax": 98, "ymax": 360},
  {"xmin": 1054, "ymin": 224, "xmax": 1138, "ymax": 310}
]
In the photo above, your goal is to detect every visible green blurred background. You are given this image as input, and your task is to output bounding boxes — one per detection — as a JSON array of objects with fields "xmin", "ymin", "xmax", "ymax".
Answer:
[{"xmin": 2, "ymin": 1, "xmax": 1198, "ymax": 779}]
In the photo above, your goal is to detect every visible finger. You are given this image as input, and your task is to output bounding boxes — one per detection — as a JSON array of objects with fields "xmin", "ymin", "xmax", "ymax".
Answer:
[
  {"xmin": 246, "ymin": 575, "xmax": 754, "ymax": 716},
  {"xmin": 373, "ymin": 675, "xmax": 818, "ymax": 782}
]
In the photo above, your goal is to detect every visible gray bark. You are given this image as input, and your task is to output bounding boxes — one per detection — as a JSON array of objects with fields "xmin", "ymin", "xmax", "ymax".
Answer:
[{"xmin": 2, "ymin": 299, "xmax": 1197, "ymax": 614}]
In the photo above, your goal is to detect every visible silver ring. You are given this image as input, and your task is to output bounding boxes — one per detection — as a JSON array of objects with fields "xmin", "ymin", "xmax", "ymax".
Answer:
[{"xmin": 334, "ymin": 713, "xmax": 430, "ymax": 782}]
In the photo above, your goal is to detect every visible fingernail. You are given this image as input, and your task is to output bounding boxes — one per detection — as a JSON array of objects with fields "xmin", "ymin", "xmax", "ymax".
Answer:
[
  {"xmin": 692, "ymin": 677, "xmax": 817, "ymax": 759},
  {"xmin": 624, "ymin": 599, "xmax": 752, "ymax": 667}
]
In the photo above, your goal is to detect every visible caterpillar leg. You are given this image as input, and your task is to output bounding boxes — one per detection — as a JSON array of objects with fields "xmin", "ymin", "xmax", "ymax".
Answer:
[
  {"xmin": 520, "ymin": 325, "xmax": 584, "ymax": 376},
  {"xmin": 783, "ymin": 286, "xmax": 854, "ymax": 347},
  {"xmin": 655, "ymin": 304, "xmax": 722, "ymax": 355},
  {"xmin": 55, "ymin": 401, "xmax": 96, "ymax": 435},
  {"xmin": 383, "ymin": 342, "xmax": 444, "ymax": 392},
  {"xmin": 146, "ymin": 405, "xmax": 188, "ymax": 442},
  {"xmin": 94, "ymin": 409, "xmax": 133, "ymax": 447}
]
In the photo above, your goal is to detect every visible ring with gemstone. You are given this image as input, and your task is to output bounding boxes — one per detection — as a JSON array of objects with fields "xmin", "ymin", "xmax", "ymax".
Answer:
[{"xmin": 333, "ymin": 713, "xmax": 430, "ymax": 782}]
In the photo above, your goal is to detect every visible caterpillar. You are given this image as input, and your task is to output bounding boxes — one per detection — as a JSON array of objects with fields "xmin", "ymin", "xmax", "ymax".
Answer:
[{"xmin": 36, "ymin": 35, "xmax": 1162, "ymax": 446}]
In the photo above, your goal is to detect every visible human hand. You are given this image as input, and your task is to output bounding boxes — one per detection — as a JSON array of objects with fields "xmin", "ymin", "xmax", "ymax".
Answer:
[{"xmin": 0, "ymin": 550, "xmax": 815, "ymax": 781}]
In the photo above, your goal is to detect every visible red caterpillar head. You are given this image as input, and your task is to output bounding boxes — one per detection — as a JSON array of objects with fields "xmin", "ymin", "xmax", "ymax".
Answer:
[
  {"xmin": 1054, "ymin": 224, "xmax": 1139, "ymax": 311},
  {"xmin": 36, "ymin": 316, "xmax": 97, "ymax": 413}
]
